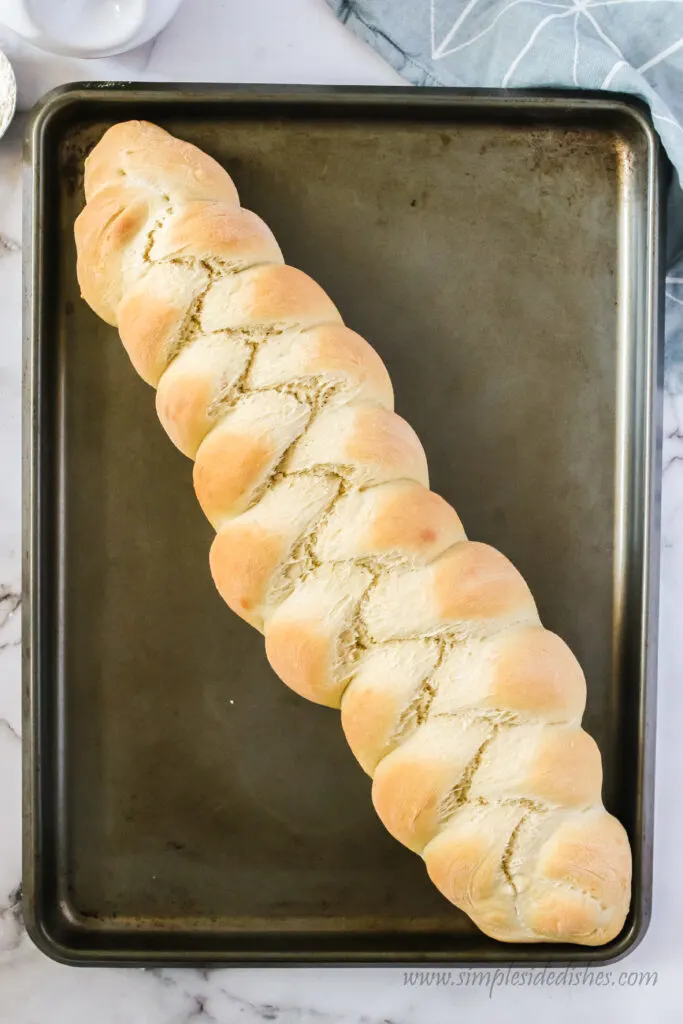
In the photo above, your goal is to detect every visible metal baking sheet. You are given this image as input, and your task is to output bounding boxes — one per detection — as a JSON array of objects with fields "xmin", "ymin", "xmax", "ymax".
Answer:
[{"xmin": 23, "ymin": 84, "xmax": 663, "ymax": 966}]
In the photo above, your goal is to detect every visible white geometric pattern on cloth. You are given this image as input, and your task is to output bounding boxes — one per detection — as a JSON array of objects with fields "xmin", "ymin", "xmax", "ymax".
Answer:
[
  {"xmin": 327, "ymin": 0, "xmax": 683, "ymax": 388},
  {"xmin": 430, "ymin": 0, "xmax": 683, "ymax": 89}
]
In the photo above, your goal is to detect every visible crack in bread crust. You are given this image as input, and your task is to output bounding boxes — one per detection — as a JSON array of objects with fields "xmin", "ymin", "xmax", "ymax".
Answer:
[
  {"xmin": 501, "ymin": 812, "xmax": 528, "ymax": 897},
  {"xmin": 439, "ymin": 729, "xmax": 499, "ymax": 822},
  {"xmin": 392, "ymin": 637, "xmax": 447, "ymax": 745}
]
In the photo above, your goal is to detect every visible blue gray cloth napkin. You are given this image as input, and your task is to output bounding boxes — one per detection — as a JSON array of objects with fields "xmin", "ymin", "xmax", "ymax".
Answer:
[{"xmin": 327, "ymin": 0, "xmax": 683, "ymax": 389}]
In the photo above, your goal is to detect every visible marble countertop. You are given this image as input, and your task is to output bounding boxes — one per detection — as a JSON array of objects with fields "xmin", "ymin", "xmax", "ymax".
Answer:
[{"xmin": 1, "ymin": 1, "xmax": 682, "ymax": 1021}]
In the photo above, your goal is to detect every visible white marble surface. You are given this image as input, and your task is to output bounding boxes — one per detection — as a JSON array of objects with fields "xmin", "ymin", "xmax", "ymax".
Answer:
[{"xmin": 0, "ymin": 1, "xmax": 682, "ymax": 1021}]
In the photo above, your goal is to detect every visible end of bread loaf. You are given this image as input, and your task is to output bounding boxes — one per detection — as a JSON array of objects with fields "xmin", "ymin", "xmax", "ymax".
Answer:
[
  {"xmin": 83, "ymin": 120, "xmax": 239, "ymax": 206},
  {"xmin": 424, "ymin": 805, "xmax": 631, "ymax": 945}
]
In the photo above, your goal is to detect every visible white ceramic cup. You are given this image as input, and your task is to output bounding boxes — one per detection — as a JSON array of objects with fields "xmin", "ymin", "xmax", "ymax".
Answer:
[
  {"xmin": 0, "ymin": 0, "xmax": 185, "ymax": 58},
  {"xmin": 0, "ymin": 50, "xmax": 15, "ymax": 138}
]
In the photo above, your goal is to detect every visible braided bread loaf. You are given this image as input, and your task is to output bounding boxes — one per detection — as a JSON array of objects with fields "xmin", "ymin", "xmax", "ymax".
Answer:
[{"xmin": 74, "ymin": 121, "xmax": 631, "ymax": 946}]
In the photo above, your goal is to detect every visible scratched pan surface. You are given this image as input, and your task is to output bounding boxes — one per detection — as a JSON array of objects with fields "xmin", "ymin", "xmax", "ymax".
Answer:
[{"xmin": 23, "ymin": 85, "xmax": 663, "ymax": 965}]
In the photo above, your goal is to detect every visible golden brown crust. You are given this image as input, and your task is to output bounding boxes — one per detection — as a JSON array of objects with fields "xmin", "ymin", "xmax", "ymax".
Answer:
[
  {"xmin": 340, "ymin": 641, "xmax": 440, "ymax": 774},
  {"xmin": 345, "ymin": 404, "xmax": 428, "ymax": 483},
  {"xmin": 193, "ymin": 427, "xmax": 273, "ymax": 525},
  {"xmin": 307, "ymin": 324, "xmax": 394, "ymax": 403},
  {"xmin": 210, "ymin": 525, "xmax": 284, "ymax": 629},
  {"xmin": 74, "ymin": 120, "xmax": 633, "ymax": 947},
  {"xmin": 117, "ymin": 282, "xmax": 186, "ymax": 385},
  {"xmin": 202, "ymin": 263, "xmax": 341, "ymax": 334},
  {"xmin": 368, "ymin": 482, "xmax": 463, "ymax": 554},
  {"xmin": 265, "ymin": 619, "xmax": 334, "ymax": 705},
  {"xmin": 155, "ymin": 202, "xmax": 282, "ymax": 265},
  {"xmin": 83, "ymin": 120, "xmax": 239, "ymax": 205},
  {"xmin": 487, "ymin": 625, "xmax": 587, "ymax": 718},
  {"xmin": 74, "ymin": 185, "xmax": 151, "ymax": 323},
  {"xmin": 155, "ymin": 358, "xmax": 217, "ymax": 458},
  {"xmin": 433, "ymin": 542, "xmax": 536, "ymax": 622},
  {"xmin": 341, "ymin": 681, "xmax": 397, "ymax": 774}
]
